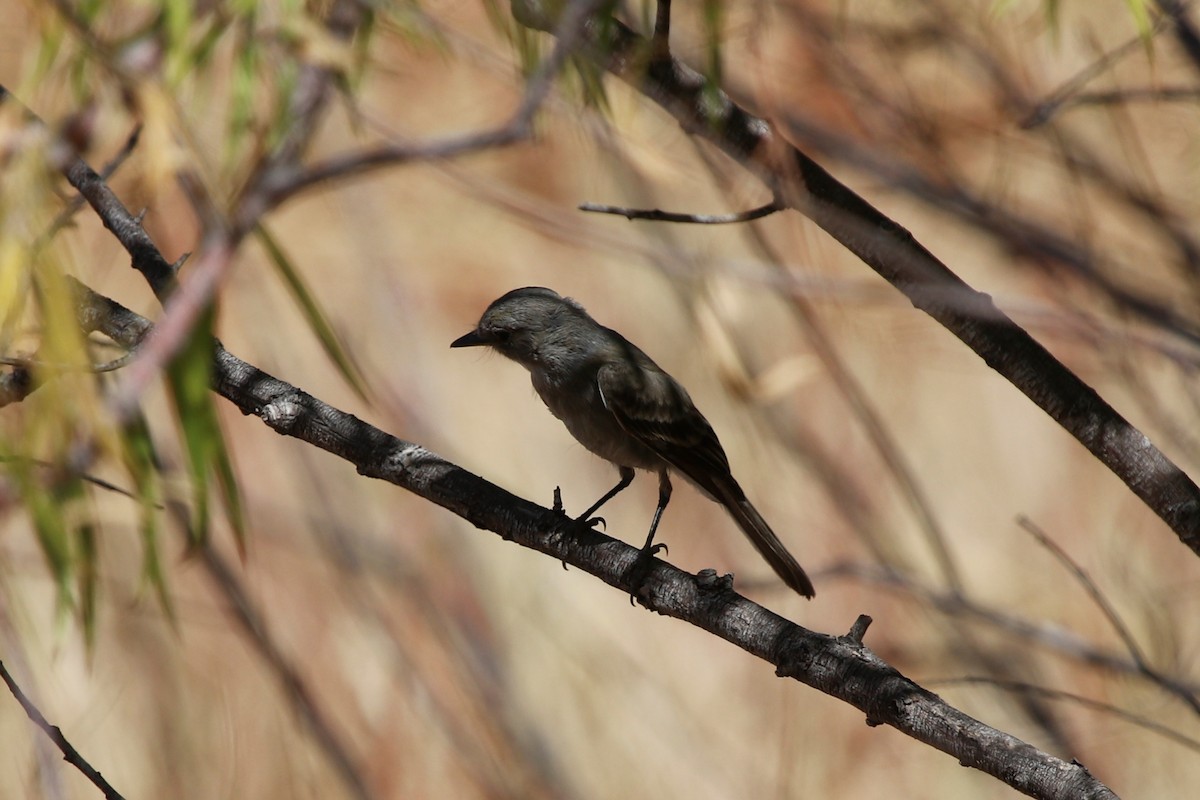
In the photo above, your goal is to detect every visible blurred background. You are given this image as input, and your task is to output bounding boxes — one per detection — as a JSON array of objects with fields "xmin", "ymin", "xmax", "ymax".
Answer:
[{"xmin": 1, "ymin": 0, "xmax": 1199, "ymax": 797}]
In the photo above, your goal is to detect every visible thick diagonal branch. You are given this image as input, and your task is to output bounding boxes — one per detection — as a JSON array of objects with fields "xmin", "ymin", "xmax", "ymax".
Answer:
[
  {"xmin": 511, "ymin": 5, "xmax": 1200, "ymax": 556},
  {"xmin": 68, "ymin": 277, "xmax": 1117, "ymax": 800}
]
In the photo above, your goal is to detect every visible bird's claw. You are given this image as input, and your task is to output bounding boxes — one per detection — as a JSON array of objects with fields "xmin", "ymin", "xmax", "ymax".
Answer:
[
  {"xmin": 626, "ymin": 541, "xmax": 667, "ymax": 606},
  {"xmin": 579, "ymin": 514, "xmax": 606, "ymax": 531}
]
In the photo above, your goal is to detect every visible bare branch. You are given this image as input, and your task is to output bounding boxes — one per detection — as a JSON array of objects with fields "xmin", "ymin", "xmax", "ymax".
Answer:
[
  {"xmin": 578, "ymin": 199, "xmax": 783, "ymax": 223},
  {"xmin": 0, "ymin": 455, "xmax": 157, "ymax": 505},
  {"xmin": 1017, "ymin": 516, "xmax": 1200, "ymax": 717},
  {"xmin": 0, "ymin": 659, "xmax": 128, "ymax": 800},
  {"xmin": 511, "ymin": 5, "xmax": 1200, "ymax": 560},
  {"xmin": 67, "ymin": 277, "xmax": 1119, "ymax": 800},
  {"xmin": 256, "ymin": 0, "xmax": 615, "ymax": 213},
  {"xmin": 36, "ymin": 124, "xmax": 141, "ymax": 249},
  {"xmin": 1155, "ymin": 1, "xmax": 1200, "ymax": 75},
  {"xmin": 1019, "ymin": 18, "xmax": 1172, "ymax": 128}
]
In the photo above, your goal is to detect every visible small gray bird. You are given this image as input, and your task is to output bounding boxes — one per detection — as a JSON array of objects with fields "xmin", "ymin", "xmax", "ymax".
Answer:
[{"xmin": 451, "ymin": 287, "xmax": 815, "ymax": 598}]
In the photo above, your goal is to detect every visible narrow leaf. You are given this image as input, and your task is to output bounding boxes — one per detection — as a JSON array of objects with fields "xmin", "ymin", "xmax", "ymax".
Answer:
[{"xmin": 255, "ymin": 224, "xmax": 370, "ymax": 402}]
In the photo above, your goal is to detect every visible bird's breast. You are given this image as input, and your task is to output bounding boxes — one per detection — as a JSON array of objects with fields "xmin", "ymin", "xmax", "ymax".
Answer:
[{"xmin": 531, "ymin": 368, "xmax": 663, "ymax": 471}]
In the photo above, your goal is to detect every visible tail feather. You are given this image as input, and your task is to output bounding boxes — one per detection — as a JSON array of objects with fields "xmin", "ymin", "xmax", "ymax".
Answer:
[{"xmin": 725, "ymin": 496, "xmax": 815, "ymax": 599}]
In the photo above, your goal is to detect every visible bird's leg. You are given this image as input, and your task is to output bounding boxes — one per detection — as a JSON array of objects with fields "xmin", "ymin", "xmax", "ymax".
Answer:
[
  {"xmin": 639, "ymin": 471, "xmax": 673, "ymax": 558},
  {"xmin": 627, "ymin": 471, "xmax": 672, "ymax": 604},
  {"xmin": 575, "ymin": 465, "xmax": 635, "ymax": 530}
]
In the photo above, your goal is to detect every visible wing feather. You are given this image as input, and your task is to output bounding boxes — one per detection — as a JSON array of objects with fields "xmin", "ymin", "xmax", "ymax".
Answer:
[{"xmin": 596, "ymin": 348, "xmax": 735, "ymax": 498}]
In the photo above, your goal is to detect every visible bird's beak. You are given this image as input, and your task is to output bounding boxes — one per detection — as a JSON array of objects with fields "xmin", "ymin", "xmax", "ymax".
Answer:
[{"xmin": 450, "ymin": 330, "xmax": 487, "ymax": 348}]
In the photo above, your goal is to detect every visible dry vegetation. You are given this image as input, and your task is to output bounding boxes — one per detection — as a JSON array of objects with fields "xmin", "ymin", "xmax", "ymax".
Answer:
[{"xmin": 1, "ymin": 0, "xmax": 1198, "ymax": 798}]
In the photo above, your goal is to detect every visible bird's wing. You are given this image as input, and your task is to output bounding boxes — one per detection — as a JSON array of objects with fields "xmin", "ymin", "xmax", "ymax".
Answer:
[{"xmin": 596, "ymin": 352, "xmax": 736, "ymax": 498}]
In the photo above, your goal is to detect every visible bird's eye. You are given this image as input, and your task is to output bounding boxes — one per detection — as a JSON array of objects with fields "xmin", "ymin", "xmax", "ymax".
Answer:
[{"xmin": 493, "ymin": 329, "xmax": 512, "ymax": 343}]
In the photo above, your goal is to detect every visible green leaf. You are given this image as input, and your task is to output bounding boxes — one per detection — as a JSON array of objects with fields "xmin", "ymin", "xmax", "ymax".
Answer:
[
  {"xmin": 1124, "ymin": 0, "xmax": 1152, "ymax": 39},
  {"xmin": 254, "ymin": 224, "xmax": 371, "ymax": 402},
  {"xmin": 76, "ymin": 523, "xmax": 98, "ymax": 651},
  {"xmin": 27, "ymin": 472, "xmax": 74, "ymax": 612},
  {"xmin": 122, "ymin": 411, "xmax": 175, "ymax": 623},
  {"xmin": 9, "ymin": 453, "xmax": 85, "ymax": 617},
  {"xmin": 164, "ymin": 303, "xmax": 243, "ymax": 549},
  {"xmin": 229, "ymin": 37, "xmax": 260, "ymax": 161}
]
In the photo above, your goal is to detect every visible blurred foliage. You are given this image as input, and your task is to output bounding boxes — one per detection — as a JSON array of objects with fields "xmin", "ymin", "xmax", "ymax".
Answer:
[{"xmin": 0, "ymin": 0, "xmax": 379, "ymax": 635}]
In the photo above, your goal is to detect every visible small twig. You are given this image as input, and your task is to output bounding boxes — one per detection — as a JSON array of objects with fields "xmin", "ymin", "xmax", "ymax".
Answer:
[
  {"xmin": 1017, "ymin": 517, "xmax": 1147, "ymax": 666},
  {"xmin": 36, "ymin": 124, "xmax": 142, "ymax": 249},
  {"xmin": 0, "ymin": 350, "xmax": 135, "ymax": 375},
  {"xmin": 0, "ymin": 455, "xmax": 162, "ymax": 507},
  {"xmin": 578, "ymin": 199, "xmax": 783, "ymax": 224},
  {"xmin": 1026, "ymin": 86, "xmax": 1200, "ymax": 126},
  {"xmin": 0, "ymin": 659, "xmax": 128, "ymax": 800},
  {"xmin": 1156, "ymin": 0, "xmax": 1200, "ymax": 76},
  {"xmin": 933, "ymin": 676, "xmax": 1200, "ymax": 754},
  {"xmin": 1017, "ymin": 516, "xmax": 1200, "ymax": 717},
  {"xmin": 1019, "ymin": 18, "xmax": 1172, "ymax": 128},
  {"xmin": 845, "ymin": 614, "xmax": 872, "ymax": 644}
]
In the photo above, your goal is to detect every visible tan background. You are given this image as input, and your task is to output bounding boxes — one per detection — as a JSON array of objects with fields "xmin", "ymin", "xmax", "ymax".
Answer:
[{"xmin": 1, "ymin": 1, "xmax": 1198, "ymax": 797}]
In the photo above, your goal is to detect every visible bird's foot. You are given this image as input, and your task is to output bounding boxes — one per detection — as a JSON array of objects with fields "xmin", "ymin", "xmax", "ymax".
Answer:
[
  {"xmin": 547, "ymin": 487, "xmax": 606, "ymax": 533},
  {"xmin": 577, "ymin": 514, "xmax": 606, "ymax": 531},
  {"xmin": 626, "ymin": 541, "xmax": 668, "ymax": 606}
]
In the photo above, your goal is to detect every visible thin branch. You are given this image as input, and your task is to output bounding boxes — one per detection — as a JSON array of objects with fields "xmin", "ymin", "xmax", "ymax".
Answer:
[
  {"xmin": 257, "ymin": 0, "xmax": 613, "ymax": 213},
  {"xmin": 0, "ymin": 659, "xmax": 128, "ymax": 800},
  {"xmin": 1015, "ymin": 516, "xmax": 1200, "ymax": 715},
  {"xmin": 36, "ymin": 124, "xmax": 142, "ymax": 249},
  {"xmin": 716, "ymin": 180, "xmax": 964, "ymax": 590},
  {"xmin": 1018, "ymin": 517, "xmax": 1145, "ymax": 662},
  {"xmin": 1026, "ymin": 87, "xmax": 1200, "ymax": 126},
  {"xmin": 1156, "ymin": 1, "xmax": 1200, "ymax": 76},
  {"xmin": 255, "ymin": 126, "xmax": 532, "ymax": 206},
  {"xmin": 578, "ymin": 199, "xmax": 783, "ymax": 223},
  {"xmin": 1019, "ymin": 18, "xmax": 1173, "ymax": 128},
  {"xmin": 1022, "ymin": 520, "xmax": 1142, "ymax": 662},
  {"xmin": 0, "ymin": 455, "xmax": 159, "ymax": 506},
  {"xmin": 0, "ymin": 351, "xmax": 134, "ymax": 375}
]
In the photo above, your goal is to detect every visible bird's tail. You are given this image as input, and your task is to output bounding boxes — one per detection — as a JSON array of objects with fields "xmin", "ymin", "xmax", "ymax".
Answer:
[{"xmin": 723, "ymin": 494, "xmax": 815, "ymax": 599}]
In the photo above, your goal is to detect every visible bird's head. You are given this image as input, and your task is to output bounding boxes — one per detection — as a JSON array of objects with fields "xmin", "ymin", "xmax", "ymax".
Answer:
[{"xmin": 451, "ymin": 287, "xmax": 586, "ymax": 369}]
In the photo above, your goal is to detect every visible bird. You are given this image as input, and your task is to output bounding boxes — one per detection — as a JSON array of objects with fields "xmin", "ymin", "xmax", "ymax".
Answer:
[{"xmin": 451, "ymin": 286, "xmax": 814, "ymax": 598}]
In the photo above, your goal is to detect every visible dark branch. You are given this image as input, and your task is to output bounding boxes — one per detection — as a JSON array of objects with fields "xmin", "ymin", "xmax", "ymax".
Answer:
[
  {"xmin": 578, "ymin": 199, "xmax": 783, "ymax": 224},
  {"xmin": 66, "ymin": 277, "xmax": 1119, "ymax": 800},
  {"xmin": 1156, "ymin": 1, "xmax": 1200, "ymax": 75},
  {"xmin": 257, "ymin": 0, "xmax": 613, "ymax": 213},
  {"xmin": 1, "ymin": 659, "xmax": 128, "ymax": 800},
  {"xmin": 512, "ymin": 5, "xmax": 1200, "ymax": 561}
]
